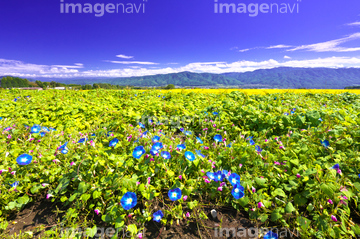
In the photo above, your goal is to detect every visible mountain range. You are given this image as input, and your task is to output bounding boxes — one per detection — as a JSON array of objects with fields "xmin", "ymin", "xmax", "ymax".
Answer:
[{"xmin": 5, "ymin": 67, "xmax": 360, "ymax": 89}]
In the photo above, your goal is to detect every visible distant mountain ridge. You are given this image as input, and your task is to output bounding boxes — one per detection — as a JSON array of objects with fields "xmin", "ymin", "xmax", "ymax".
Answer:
[{"xmin": 9, "ymin": 67, "xmax": 360, "ymax": 89}]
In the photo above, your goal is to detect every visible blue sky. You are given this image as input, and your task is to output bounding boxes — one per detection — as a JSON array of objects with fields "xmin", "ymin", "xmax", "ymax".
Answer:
[{"xmin": 1, "ymin": 0, "xmax": 360, "ymax": 78}]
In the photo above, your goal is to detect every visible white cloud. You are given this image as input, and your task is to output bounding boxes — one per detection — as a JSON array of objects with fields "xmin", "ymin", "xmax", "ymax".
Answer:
[
  {"xmin": 3, "ymin": 57, "xmax": 360, "ymax": 78},
  {"xmin": 106, "ymin": 60, "xmax": 158, "ymax": 65},
  {"xmin": 238, "ymin": 48, "xmax": 250, "ymax": 52},
  {"xmin": 284, "ymin": 55, "xmax": 291, "ymax": 59},
  {"xmin": 346, "ymin": 22, "xmax": 360, "ymax": 26},
  {"xmin": 116, "ymin": 54, "xmax": 134, "ymax": 59},
  {"xmin": 266, "ymin": 45, "xmax": 293, "ymax": 49},
  {"xmin": 287, "ymin": 33, "xmax": 360, "ymax": 52}
]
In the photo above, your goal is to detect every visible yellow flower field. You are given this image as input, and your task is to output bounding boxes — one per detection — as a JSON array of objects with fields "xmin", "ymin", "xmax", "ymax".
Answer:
[{"xmin": 162, "ymin": 89, "xmax": 360, "ymax": 95}]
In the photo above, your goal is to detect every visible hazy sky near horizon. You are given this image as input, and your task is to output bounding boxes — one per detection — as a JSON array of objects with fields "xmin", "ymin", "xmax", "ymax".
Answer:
[{"xmin": 1, "ymin": 0, "xmax": 360, "ymax": 78}]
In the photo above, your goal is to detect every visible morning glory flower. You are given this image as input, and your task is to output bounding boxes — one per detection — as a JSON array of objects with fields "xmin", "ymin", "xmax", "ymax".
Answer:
[
  {"xmin": 0, "ymin": 117, "xmax": 2, "ymax": 120},
  {"xmin": 195, "ymin": 150, "xmax": 205, "ymax": 158},
  {"xmin": 177, "ymin": 144, "xmax": 186, "ymax": 150},
  {"xmin": 213, "ymin": 134, "xmax": 222, "ymax": 142},
  {"xmin": 61, "ymin": 147, "xmax": 69, "ymax": 154},
  {"xmin": 152, "ymin": 136, "xmax": 160, "ymax": 143},
  {"xmin": 228, "ymin": 173, "xmax": 241, "ymax": 186},
  {"xmin": 206, "ymin": 172, "xmax": 215, "ymax": 181},
  {"xmin": 213, "ymin": 112, "xmax": 219, "ymax": 116},
  {"xmin": 321, "ymin": 140, "xmax": 330, "ymax": 148},
  {"xmin": 49, "ymin": 127, "xmax": 56, "ymax": 131},
  {"xmin": 41, "ymin": 126, "xmax": 50, "ymax": 132},
  {"xmin": 246, "ymin": 136, "xmax": 253, "ymax": 140},
  {"xmin": 319, "ymin": 118, "xmax": 323, "ymax": 122},
  {"xmin": 331, "ymin": 164, "xmax": 340, "ymax": 170},
  {"xmin": 196, "ymin": 137, "xmax": 203, "ymax": 144},
  {"xmin": 264, "ymin": 231, "xmax": 278, "ymax": 239},
  {"xmin": 214, "ymin": 171, "xmax": 225, "ymax": 182},
  {"xmin": 179, "ymin": 128, "xmax": 184, "ymax": 132},
  {"xmin": 138, "ymin": 122, "xmax": 145, "ymax": 128},
  {"xmin": 249, "ymin": 139, "xmax": 255, "ymax": 145},
  {"xmin": 284, "ymin": 113, "xmax": 289, "ymax": 116},
  {"xmin": 153, "ymin": 210, "xmax": 164, "ymax": 223},
  {"xmin": 150, "ymin": 149, "xmax": 158, "ymax": 156},
  {"xmin": 140, "ymin": 131, "xmax": 148, "ymax": 138},
  {"xmin": 106, "ymin": 131, "xmax": 113, "ymax": 137},
  {"xmin": 161, "ymin": 151, "xmax": 171, "ymax": 159},
  {"xmin": 222, "ymin": 170, "xmax": 230, "ymax": 178},
  {"xmin": 184, "ymin": 131, "xmax": 192, "ymax": 136},
  {"xmin": 331, "ymin": 215, "xmax": 337, "ymax": 222},
  {"xmin": 109, "ymin": 138, "xmax": 119, "ymax": 147},
  {"xmin": 255, "ymin": 145, "xmax": 262, "ymax": 153},
  {"xmin": 290, "ymin": 111, "xmax": 294, "ymax": 114},
  {"xmin": 168, "ymin": 188, "xmax": 182, "ymax": 201},
  {"xmin": 120, "ymin": 192, "xmax": 137, "ymax": 210},
  {"xmin": 184, "ymin": 151, "xmax": 195, "ymax": 161},
  {"xmin": 30, "ymin": 124, "xmax": 41, "ymax": 134},
  {"xmin": 40, "ymin": 132, "xmax": 46, "ymax": 137},
  {"xmin": 231, "ymin": 184, "xmax": 245, "ymax": 199},
  {"xmin": 78, "ymin": 138, "xmax": 86, "ymax": 143},
  {"xmin": 10, "ymin": 181, "xmax": 19, "ymax": 188},
  {"xmin": 16, "ymin": 154, "xmax": 33, "ymax": 165},
  {"xmin": 133, "ymin": 146, "xmax": 146, "ymax": 159},
  {"xmin": 152, "ymin": 142, "xmax": 163, "ymax": 151},
  {"xmin": 227, "ymin": 142, "xmax": 232, "ymax": 148},
  {"xmin": 94, "ymin": 209, "xmax": 100, "ymax": 215},
  {"xmin": 3, "ymin": 127, "xmax": 11, "ymax": 132}
]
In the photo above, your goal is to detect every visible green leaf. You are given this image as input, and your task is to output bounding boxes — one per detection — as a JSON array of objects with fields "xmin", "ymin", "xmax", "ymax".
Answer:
[
  {"xmin": 285, "ymin": 202, "xmax": 296, "ymax": 213},
  {"xmin": 271, "ymin": 209, "xmax": 282, "ymax": 221},
  {"xmin": 78, "ymin": 182, "xmax": 88, "ymax": 194},
  {"xmin": 239, "ymin": 196, "xmax": 249, "ymax": 207},
  {"xmin": 127, "ymin": 224, "xmax": 138, "ymax": 236},
  {"xmin": 255, "ymin": 177, "xmax": 267, "ymax": 186},
  {"xmin": 320, "ymin": 183, "xmax": 335, "ymax": 198},
  {"xmin": 272, "ymin": 188, "xmax": 286, "ymax": 198},
  {"xmin": 93, "ymin": 191, "xmax": 102, "ymax": 199},
  {"xmin": 86, "ymin": 226, "xmax": 97, "ymax": 237}
]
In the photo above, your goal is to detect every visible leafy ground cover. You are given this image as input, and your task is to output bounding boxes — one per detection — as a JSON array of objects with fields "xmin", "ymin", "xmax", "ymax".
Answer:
[{"xmin": 1, "ymin": 89, "xmax": 360, "ymax": 238}]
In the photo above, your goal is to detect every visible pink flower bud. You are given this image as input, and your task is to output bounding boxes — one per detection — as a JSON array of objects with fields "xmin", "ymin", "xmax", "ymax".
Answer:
[{"xmin": 331, "ymin": 215, "xmax": 337, "ymax": 222}]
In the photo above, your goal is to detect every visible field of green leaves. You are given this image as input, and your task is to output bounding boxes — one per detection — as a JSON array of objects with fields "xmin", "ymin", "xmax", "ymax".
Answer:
[{"xmin": 1, "ymin": 89, "xmax": 360, "ymax": 238}]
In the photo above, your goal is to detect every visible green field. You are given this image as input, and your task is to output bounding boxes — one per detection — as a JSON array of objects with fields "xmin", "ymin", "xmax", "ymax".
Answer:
[{"xmin": 1, "ymin": 89, "xmax": 360, "ymax": 238}]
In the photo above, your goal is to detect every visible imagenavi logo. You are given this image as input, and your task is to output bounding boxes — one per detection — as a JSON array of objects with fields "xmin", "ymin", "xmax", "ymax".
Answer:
[{"xmin": 214, "ymin": 0, "xmax": 301, "ymax": 17}]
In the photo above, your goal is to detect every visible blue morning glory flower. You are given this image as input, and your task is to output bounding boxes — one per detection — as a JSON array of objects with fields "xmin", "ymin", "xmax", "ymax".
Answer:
[
  {"xmin": 120, "ymin": 192, "xmax": 137, "ymax": 210},
  {"xmin": 138, "ymin": 122, "xmax": 145, "ymax": 128},
  {"xmin": 161, "ymin": 151, "xmax": 171, "ymax": 159},
  {"xmin": 10, "ymin": 181, "xmax": 19, "ymax": 188},
  {"xmin": 177, "ymin": 144, "xmax": 186, "ymax": 150},
  {"xmin": 40, "ymin": 132, "xmax": 46, "ymax": 137},
  {"xmin": 319, "ymin": 118, "xmax": 323, "ymax": 122},
  {"xmin": 213, "ymin": 134, "xmax": 222, "ymax": 142},
  {"xmin": 231, "ymin": 184, "xmax": 245, "ymax": 199},
  {"xmin": 41, "ymin": 126, "xmax": 50, "ymax": 132},
  {"xmin": 213, "ymin": 112, "xmax": 219, "ymax": 115},
  {"xmin": 30, "ymin": 124, "xmax": 41, "ymax": 134},
  {"xmin": 255, "ymin": 145, "xmax": 262, "ymax": 153},
  {"xmin": 153, "ymin": 210, "xmax": 164, "ymax": 223},
  {"xmin": 246, "ymin": 136, "xmax": 253, "ymax": 140},
  {"xmin": 61, "ymin": 147, "xmax": 69, "ymax": 154},
  {"xmin": 16, "ymin": 154, "xmax": 33, "ymax": 165},
  {"xmin": 358, "ymin": 174, "xmax": 360, "ymax": 179},
  {"xmin": 184, "ymin": 151, "xmax": 195, "ymax": 161},
  {"xmin": 195, "ymin": 149, "xmax": 205, "ymax": 158},
  {"xmin": 78, "ymin": 138, "xmax": 86, "ymax": 143},
  {"xmin": 150, "ymin": 149, "xmax": 158, "ymax": 156},
  {"xmin": 0, "ymin": 117, "xmax": 2, "ymax": 120},
  {"xmin": 222, "ymin": 170, "xmax": 229, "ymax": 178},
  {"xmin": 109, "ymin": 138, "xmax": 119, "ymax": 147},
  {"xmin": 184, "ymin": 131, "xmax": 192, "ymax": 136},
  {"xmin": 206, "ymin": 172, "xmax": 216, "ymax": 181},
  {"xmin": 227, "ymin": 142, "xmax": 232, "ymax": 148},
  {"xmin": 91, "ymin": 133, "xmax": 96, "ymax": 137},
  {"xmin": 249, "ymin": 139, "xmax": 255, "ymax": 145},
  {"xmin": 179, "ymin": 128, "xmax": 184, "ymax": 132},
  {"xmin": 274, "ymin": 97, "xmax": 277, "ymax": 100},
  {"xmin": 290, "ymin": 111, "xmax": 295, "ymax": 114},
  {"xmin": 133, "ymin": 146, "xmax": 146, "ymax": 159},
  {"xmin": 152, "ymin": 142, "xmax": 163, "ymax": 151},
  {"xmin": 228, "ymin": 173, "xmax": 241, "ymax": 186},
  {"xmin": 293, "ymin": 108, "xmax": 296, "ymax": 111},
  {"xmin": 264, "ymin": 231, "xmax": 278, "ymax": 239},
  {"xmin": 49, "ymin": 127, "xmax": 56, "ymax": 131},
  {"xmin": 284, "ymin": 113, "xmax": 289, "ymax": 116},
  {"xmin": 135, "ymin": 94, "xmax": 137, "ymax": 97},
  {"xmin": 14, "ymin": 98, "xmax": 18, "ymax": 102},
  {"xmin": 140, "ymin": 131, "xmax": 148, "ymax": 138},
  {"xmin": 204, "ymin": 111, "xmax": 208, "ymax": 115},
  {"xmin": 321, "ymin": 140, "xmax": 329, "ymax": 148},
  {"xmin": 168, "ymin": 188, "xmax": 182, "ymax": 201},
  {"xmin": 331, "ymin": 163, "xmax": 340, "ymax": 170},
  {"xmin": 214, "ymin": 171, "xmax": 225, "ymax": 182},
  {"xmin": 152, "ymin": 136, "xmax": 160, "ymax": 143},
  {"xmin": 196, "ymin": 137, "xmax": 203, "ymax": 144}
]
